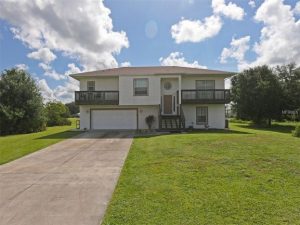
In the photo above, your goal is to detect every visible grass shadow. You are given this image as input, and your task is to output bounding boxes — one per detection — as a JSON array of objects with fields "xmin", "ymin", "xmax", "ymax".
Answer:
[
  {"xmin": 38, "ymin": 128, "xmax": 253, "ymax": 140},
  {"xmin": 135, "ymin": 129, "xmax": 252, "ymax": 139},
  {"xmin": 36, "ymin": 130, "xmax": 83, "ymax": 140},
  {"xmin": 236, "ymin": 123, "xmax": 296, "ymax": 134},
  {"xmin": 187, "ymin": 129, "xmax": 251, "ymax": 135},
  {"xmin": 37, "ymin": 130, "xmax": 134, "ymax": 139}
]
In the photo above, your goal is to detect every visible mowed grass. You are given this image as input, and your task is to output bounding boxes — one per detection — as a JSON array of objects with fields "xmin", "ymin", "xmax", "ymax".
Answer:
[
  {"xmin": 102, "ymin": 122, "xmax": 300, "ymax": 225},
  {"xmin": 0, "ymin": 118, "xmax": 81, "ymax": 165}
]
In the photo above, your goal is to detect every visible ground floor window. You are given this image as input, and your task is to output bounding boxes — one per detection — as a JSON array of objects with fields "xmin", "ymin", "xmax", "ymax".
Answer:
[{"xmin": 196, "ymin": 107, "xmax": 208, "ymax": 125}]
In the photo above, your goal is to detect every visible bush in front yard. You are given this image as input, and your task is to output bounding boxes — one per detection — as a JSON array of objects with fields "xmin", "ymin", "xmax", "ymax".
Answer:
[
  {"xmin": 45, "ymin": 102, "xmax": 71, "ymax": 126},
  {"xmin": 292, "ymin": 124, "xmax": 300, "ymax": 137},
  {"xmin": 145, "ymin": 115, "xmax": 155, "ymax": 130}
]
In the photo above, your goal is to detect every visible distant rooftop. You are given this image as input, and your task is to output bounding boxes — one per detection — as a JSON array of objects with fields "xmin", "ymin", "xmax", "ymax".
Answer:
[{"xmin": 70, "ymin": 66, "xmax": 234, "ymax": 79}]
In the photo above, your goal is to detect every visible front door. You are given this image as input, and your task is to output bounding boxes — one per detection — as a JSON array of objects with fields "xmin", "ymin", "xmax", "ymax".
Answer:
[{"xmin": 163, "ymin": 95, "xmax": 173, "ymax": 114}]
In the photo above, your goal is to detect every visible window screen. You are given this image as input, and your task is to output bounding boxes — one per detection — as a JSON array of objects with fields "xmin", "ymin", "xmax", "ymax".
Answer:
[
  {"xmin": 196, "ymin": 80, "xmax": 215, "ymax": 99},
  {"xmin": 196, "ymin": 107, "xmax": 208, "ymax": 125},
  {"xmin": 133, "ymin": 78, "xmax": 148, "ymax": 96},
  {"xmin": 196, "ymin": 80, "xmax": 215, "ymax": 89},
  {"xmin": 87, "ymin": 81, "xmax": 95, "ymax": 91}
]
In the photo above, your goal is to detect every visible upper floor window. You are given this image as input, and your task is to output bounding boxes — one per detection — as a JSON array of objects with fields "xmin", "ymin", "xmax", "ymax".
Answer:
[
  {"xmin": 133, "ymin": 78, "xmax": 148, "ymax": 96},
  {"xmin": 196, "ymin": 80, "xmax": 215, "ymax": 90},
  {"xmin": 87, "ymin": 81, "xmax": 95, "ymax": 91}
]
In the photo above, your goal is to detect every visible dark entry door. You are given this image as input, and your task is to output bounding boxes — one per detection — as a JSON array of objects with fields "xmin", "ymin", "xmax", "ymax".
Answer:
[{"xmin": 163, "ymin": 95, "xmax": 173, "ymax": 114}]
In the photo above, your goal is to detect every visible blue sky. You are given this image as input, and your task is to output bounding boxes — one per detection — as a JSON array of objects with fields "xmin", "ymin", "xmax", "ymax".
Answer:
[
  {"xmin": 0, "ymin": 0, "xmax": 300, "ymax": 102},
  {"xmin": 107, "ymin": 0, "xmax": 259, "ymax": 69}
]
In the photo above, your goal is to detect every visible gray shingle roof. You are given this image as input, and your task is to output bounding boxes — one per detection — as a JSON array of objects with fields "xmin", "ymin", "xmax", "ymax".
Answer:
[{"xmin": 70, "ymin": 66, "xmax": 234, "ymax": 79}]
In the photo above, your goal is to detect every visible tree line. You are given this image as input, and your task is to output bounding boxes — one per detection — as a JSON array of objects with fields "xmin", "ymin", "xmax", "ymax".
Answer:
[
  {"xmin": 0, "ymin": 68, "xmax": 79, "ymax": 135},
  {"xmin": 231, "ymin": 63, "xmax": 300, "ymax": 125}
]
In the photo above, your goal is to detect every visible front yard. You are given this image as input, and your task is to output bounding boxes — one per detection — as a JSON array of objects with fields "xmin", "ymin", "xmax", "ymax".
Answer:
[
  {"xmin": 0, "ymin": 118, "xmax": 80, "ymax": 164},
  {"xmin": 102, "ymin": 122, "xmax": 300, "ymax": 225}
]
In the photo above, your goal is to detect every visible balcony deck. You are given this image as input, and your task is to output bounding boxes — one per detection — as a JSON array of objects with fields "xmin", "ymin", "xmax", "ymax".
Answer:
[
  {"xmin": 75, "ymin": 91, "xmax": 119, "ymax": 105},
  {"xmin": 181, "ymin": 89, "xmax": 230, "ymax": 104}
]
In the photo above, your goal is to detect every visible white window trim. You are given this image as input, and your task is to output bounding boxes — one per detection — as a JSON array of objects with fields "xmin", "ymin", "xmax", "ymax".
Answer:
[
  {"xmin": 196, "ymin": 106, "xmax": 208, "ymax": 125},
  {"xmin": 133, "ymin": 78, "xmax": 149, "ymax": 96},
  {"xmin": 87, "ymin": 81, "xmax": 95, "ymax": 91},
  {"xmin": 196, "ymin": 80, "xmax": 215, "ymax": 90}
]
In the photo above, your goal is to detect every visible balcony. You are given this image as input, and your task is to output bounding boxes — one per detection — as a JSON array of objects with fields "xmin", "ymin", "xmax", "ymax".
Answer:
[
  {"xmin": 75, "ymin": 91, "xmax": 119, "ymax": 105},
  {"xmin": 181, "ymin": 89, "xmax": 230, "ymax": 104}
]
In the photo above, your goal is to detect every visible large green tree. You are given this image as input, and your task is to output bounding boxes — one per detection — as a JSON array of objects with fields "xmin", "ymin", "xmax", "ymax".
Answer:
[
  {"xmin": 65, "ymin": 102, "xmax": 79, "ymax": 116},
  {"xmin": 231, "ymin": 65, "xmax": 282, "ymax": 125},
  {"xmin": 275, "ymin": 63, "xmax": 300, "ymax": 112},
  {"xmin": 0, "ymin": 68, "xmax": 46, "ymax": 135},
  {"xmin": 45, "ymin": 101, "xmax": 71, "ymax": 126}
]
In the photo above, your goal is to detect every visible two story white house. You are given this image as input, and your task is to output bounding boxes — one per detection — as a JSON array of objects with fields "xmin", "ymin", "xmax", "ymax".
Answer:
[{"xmin": 70, "ymin": 66, "xmax": 232, "ymax": 130}]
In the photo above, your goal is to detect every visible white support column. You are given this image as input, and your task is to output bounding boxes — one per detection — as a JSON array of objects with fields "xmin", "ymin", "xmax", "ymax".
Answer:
[{"xmin": 178, "ymin": 75, "xmax": 182, "ymax": 104}]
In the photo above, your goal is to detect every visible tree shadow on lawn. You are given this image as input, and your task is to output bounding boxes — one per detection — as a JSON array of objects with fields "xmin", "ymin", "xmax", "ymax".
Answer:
[
  {"xmin": 36, "ymin": 130, "xmax": 82, "ymax": 140},
  {"xmin": 235, "ymin": 123, "xmax": 296, "ymax": 134},
  {"xmin": 38, "ymin": 128, "xmax": 253, "ymax": 140},
  {"xmin": 36, "ymin": 130, "xmax": 134, "ymax": 139},
  {"xmin": 135, "ymin": 129, "xmax": 252, "ymax": 139},
  {"xmin": 186, "ymin": 129, "xmax": 252, "ymax": 135}
]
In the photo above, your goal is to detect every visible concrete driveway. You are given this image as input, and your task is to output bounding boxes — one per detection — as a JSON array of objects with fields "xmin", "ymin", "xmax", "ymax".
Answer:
[{"xmin": 0, "ymin": 131, "xmax": 133, "ymax": 225}]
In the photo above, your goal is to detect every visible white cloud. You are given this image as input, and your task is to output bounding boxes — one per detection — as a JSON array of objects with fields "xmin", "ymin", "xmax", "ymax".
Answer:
[
  {"xmin": 249, "ymin": 0, "xmax": 256, "ymax": 8},
  {"xmin": 37, "ymin": 78, "xmax": 79, "ymax": 104},
  {"xmin": 120, "ymin": 61, "xmax": 131, "ymax": 67},
  {"xmin": 159, "ymin": 52, "xmax": 207, "ymax": 69},
  {"xmin": 294, "ymin": 1, "xmax": 300, "ymax": 15},
  {"xmin": 51, "ymin": 64, "xmax": 80, "ymax": 103},
  {"xmin": 171, "ymin": 16, "xmax": 222, "ymax": 43},
  {"xmin": 39, "ymin": 63, "xmax": 66, "ymax": 80},
  {"xmin": 0, "ymin": 0, "xmax": 125, "ymax": 103},
  {"xmin": 38, "ymin": 62, "xmax": 51, "ymax": 71},
  {"xmin": 37, "ymin": 64, "xmax": 80, "ymax": 103},
  {"xmin": 54, "ymin": 78, "xmax": 79, "ymax": 103},
  {"xmin": 65, "ymin": 63, "xmax": 82, "ymax": 75},
  {"xmin": 0, "ymin": 0, "xmax": 129, "ymax": 70},
  {"xmin": 250, "ymin": 0, "xmax": 300, "ymax": 67},
  {"xmin": 27, "ymin": 48, "xmax": 56, "ymax": 64},
  {"xmin": 220, "ymin": 0, "xmax": 300, "ymax": 71},
  {"xmin": 171, "ymin": 0, "xmax": 244, "ymax": 43},
  {"xmin": 37, "ymin": 79, "xmax": 56, "ymax": 102},
  {"xmin": 15, "ymin": 64, "xmax": 29, "ymax": 71},
  {"xmin": 220, "ymin": 36, "xmax": 250, "ymax": 70},
  {"xmin": 44, "ymin": 70, "xmax": 65, "ymax": 81},
  {"xmin": 38, "ymin": 61, "xmax": 81, "ymax": 80},
  {"xmin": 212, "ymin": 0, "xmax": 245, "ymax": 20}
]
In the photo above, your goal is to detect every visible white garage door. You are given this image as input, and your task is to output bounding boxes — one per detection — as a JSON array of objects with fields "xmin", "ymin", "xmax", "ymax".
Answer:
[{"xmin": 91, "ymin": 109, "xmax": 137, "ymax": 130}]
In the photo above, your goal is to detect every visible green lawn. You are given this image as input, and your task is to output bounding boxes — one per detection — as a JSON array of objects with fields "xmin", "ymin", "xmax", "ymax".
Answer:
[
  {"xmin": 102, "ymin": 122, "xmax": 300, "ymax": 225},
  {"xmin": 0, "ymin": 118, "xmax": 81, "ymax": 165}
]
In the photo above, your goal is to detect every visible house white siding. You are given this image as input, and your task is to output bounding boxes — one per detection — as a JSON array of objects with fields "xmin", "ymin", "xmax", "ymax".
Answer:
[
  {"xmin": 181, "ymin": 76, "xmax": 224, "ymax": 89},
  {"xmin": 79, "ymin": 77, "xmax": 119, "ymax": 91},
  {"xmin": 138, "ymin": 105, "xmax": 159, "ymax": 129},
  {"xmin": 119, "ymin": 76, "xmax": 161, "ymax": 105},
  {"xmin": 79, "ymin": 105, "xmax": 90, "ymax": 130},
  {"xmin": 182, "ymin": 104, "xmax": 225, "ymax": 129}
]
